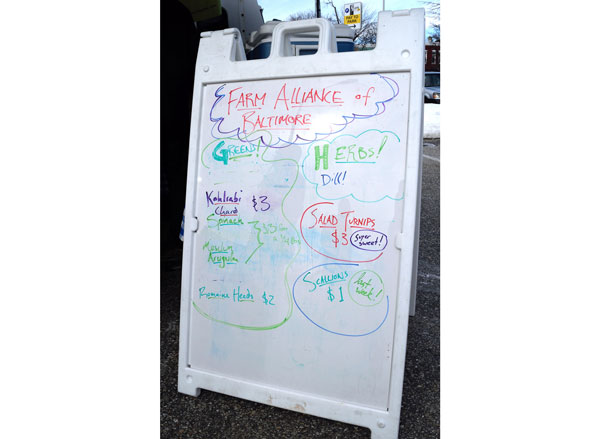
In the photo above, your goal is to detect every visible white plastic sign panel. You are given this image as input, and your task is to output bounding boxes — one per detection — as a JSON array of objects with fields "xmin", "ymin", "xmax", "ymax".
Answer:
[
  {"xmin": 179, "ymin": 10, "xmax": 425, "ymax": 439},
  {"xmin": 344, "ymin": 2, "xmax": 362, "ymax": 30}
]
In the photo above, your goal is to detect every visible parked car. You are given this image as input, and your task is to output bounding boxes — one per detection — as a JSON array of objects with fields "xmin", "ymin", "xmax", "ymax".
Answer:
[{"xmin": 424, "ymin": 72, "xmax": 440, "ymax": 103}]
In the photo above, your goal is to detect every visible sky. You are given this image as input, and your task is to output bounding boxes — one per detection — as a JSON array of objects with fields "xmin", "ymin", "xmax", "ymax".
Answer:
[{"xmin": 257, "ymin": 0, "xmax": 438, "ymax": 33}]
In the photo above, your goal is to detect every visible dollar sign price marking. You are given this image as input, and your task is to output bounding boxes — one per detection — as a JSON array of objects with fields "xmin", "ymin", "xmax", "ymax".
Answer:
[
  {"xmin": 327, "ymin": 286, "xmax": 335, "ymax": 302},
  {"xmin": 331, "ymin": 229, "xmax": 339, "ymax": 248},
  {"xmin": 262, "ymin": 292, "xmax": 274, "ymax": 305},
  {"xmin": 252, "ymin": 195, "xmax": 258, "ymax": 212}
]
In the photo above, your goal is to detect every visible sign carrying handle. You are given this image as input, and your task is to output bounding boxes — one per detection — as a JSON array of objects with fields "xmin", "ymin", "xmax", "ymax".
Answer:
[{"xmin": 269, "ymin": 18, "xmax": 338, "ymax": 58}]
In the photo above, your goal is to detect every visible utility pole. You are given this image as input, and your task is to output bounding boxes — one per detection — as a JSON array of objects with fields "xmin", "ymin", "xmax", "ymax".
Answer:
[{"xmin": 316, "ymin": 0, "xmax": 321, "ymax": 18}]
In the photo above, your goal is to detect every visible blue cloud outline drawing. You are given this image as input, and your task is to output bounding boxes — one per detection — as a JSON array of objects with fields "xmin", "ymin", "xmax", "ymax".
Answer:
[{"xmin": 208, "ymin": 73, "xmax": 400, "ymax": 148}]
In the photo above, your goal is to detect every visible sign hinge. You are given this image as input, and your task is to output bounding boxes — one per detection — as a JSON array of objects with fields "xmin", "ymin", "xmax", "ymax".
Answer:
[
  {"xmin": 190, "ymin": 217, "xmax": 199, "ymax": 233},
  {"xmin": 395, "ymin": 232, "xmax": 404, "ymax": 250}
]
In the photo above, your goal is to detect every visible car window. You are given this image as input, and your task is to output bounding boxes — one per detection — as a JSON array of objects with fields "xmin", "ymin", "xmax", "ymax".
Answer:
[{"xmin": 424, "ymin": 74, "xmax": 440, "ymax": 87}]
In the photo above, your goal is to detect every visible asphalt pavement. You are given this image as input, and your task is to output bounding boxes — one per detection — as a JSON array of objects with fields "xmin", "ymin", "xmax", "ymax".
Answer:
[{"xmin": 160, "ymin": 138, "xmax": 440, "ymax": 438}]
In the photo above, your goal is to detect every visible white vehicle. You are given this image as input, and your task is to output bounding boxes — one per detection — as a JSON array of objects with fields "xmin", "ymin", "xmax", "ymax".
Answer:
[{"xmin": 424, "ymin": 71, "xmax": 440, "ymax": 103}]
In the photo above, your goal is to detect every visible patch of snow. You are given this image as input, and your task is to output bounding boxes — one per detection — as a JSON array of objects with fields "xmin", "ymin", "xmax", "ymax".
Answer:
[
  {"xmin": 423, "ymin": 154, "xmax": 440, "ymax": 163},
  {"xmin": 423, "ymin": 103, "xmax": 440, "ymax": 139}
]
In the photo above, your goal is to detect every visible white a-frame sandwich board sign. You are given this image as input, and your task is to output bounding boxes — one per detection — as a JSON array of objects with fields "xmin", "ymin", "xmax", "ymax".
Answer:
[{"xmin": 178, "ymin": 9, "xmax": 425, "ymax": 439}]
